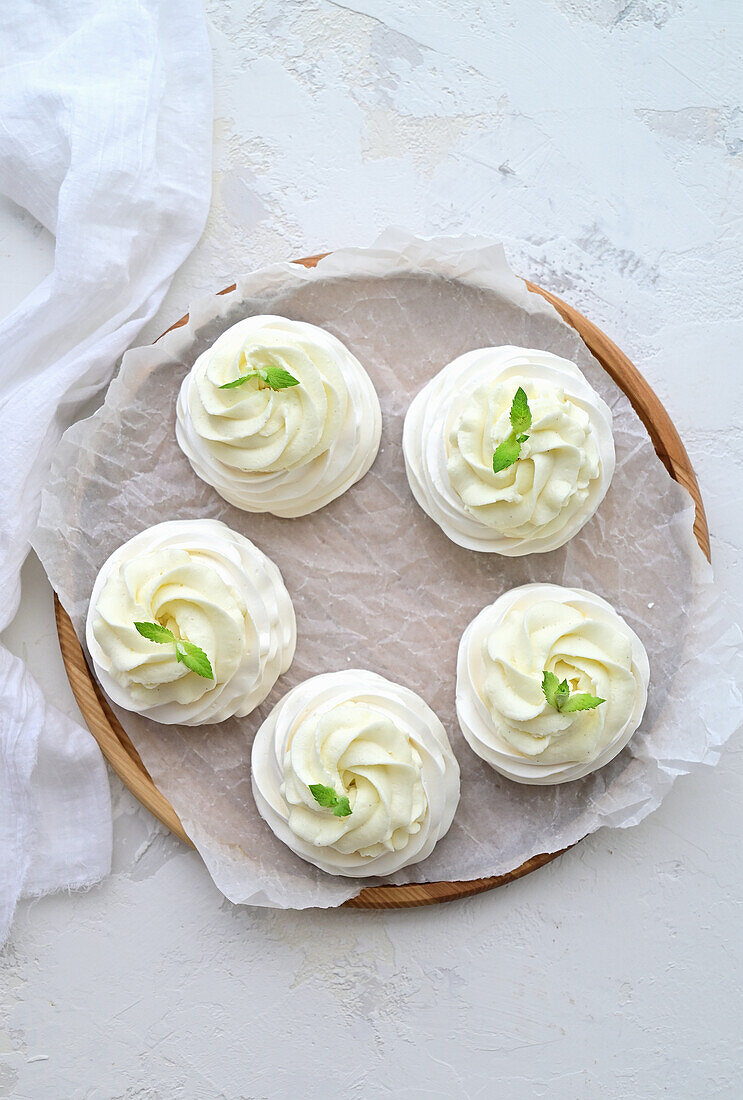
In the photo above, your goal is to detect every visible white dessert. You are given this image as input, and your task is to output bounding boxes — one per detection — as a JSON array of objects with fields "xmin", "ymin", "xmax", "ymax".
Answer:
[
  {"xmin": 86, "ymin": 519, "xmax": 296, "ymax": 725},
  {"xmin": 176, "ymin": 315, "xmax": 382, "ymax": 517},
  {"xmin": 251, "ymin": 670, "xmax": 460, "ymax": 877},
  {"xmin": 403, "ymin": 346, "xmax": 615, "ymax": 554},
  {"xmin": 456, "ymin": 583, "xmax": 649, "ymax": 784}
]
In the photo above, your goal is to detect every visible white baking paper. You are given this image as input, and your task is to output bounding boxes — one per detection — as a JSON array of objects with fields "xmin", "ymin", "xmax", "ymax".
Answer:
[{"xmin": 34, "ymin": 232, "xmax": 743, "ymax": 908}]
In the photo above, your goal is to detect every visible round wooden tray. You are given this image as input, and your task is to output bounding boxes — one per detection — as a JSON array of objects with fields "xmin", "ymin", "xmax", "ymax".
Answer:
[{"xmin": 54, "ymin": 256, "xmax": 710, "ymax": 910}]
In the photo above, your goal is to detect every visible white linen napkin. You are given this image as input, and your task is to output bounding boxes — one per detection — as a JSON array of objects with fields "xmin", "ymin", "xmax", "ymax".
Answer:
[{"xmin": 0, "ymin": 0, "xmax": 212, "ymax": 943}]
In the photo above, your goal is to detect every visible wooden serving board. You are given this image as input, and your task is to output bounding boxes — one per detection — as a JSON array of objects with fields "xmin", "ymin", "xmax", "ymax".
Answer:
[{"xmin": 53, "ymin": 257, "xmax": 710, "ymax": 910}]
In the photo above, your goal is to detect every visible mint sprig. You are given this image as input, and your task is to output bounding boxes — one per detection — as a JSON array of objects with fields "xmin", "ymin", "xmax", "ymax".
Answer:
[
  {"xmin": 542, "ymin": 670, "xmax": 604, "ymax": 713},
  {"xmin": 133, "ymin": 621, "xmax": 175, "ymax": 645},
  {"xmin": 134, "ymin": 621, "xmax": 214, "ymax": 680},
  {"xmin": 219, "ymin": 365, "xmax": 299, "ymax": 391},
  {"xmin": 493, "ymin": 387, "xmax": 532, "ymax": 473},
  {"xmin": 308, "ymin": 782, "xmax": 352, "ymax": 818}
]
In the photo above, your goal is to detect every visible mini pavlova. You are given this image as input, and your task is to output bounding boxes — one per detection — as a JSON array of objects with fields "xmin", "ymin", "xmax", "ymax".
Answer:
[
  {"xmin": 86, "ymin": 519, "xmax": 296, "ymax": 725},
  {"xmin": 403, "ymin": 346, "xmax": 615, "ymax": 555}
]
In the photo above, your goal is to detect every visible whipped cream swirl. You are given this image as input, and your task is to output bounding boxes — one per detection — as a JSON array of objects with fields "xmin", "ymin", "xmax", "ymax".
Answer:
[
  {"xmin": 457, "ymin": 583, "xmax": 649, "ymax": 784},
  {"xmin": 403, "ymin": 346, "xmax": 615, "ymax": 554},
  {"xmin": 251, "ymin": 670, "xmax": 460, "ymax": 876},
  {"xmin": 176, "ymin": 315, "xmax": 382, "ymax": 517},
  {"xmin": 86, "ymin": 519, "xmax": 296, "ymax": 725}
]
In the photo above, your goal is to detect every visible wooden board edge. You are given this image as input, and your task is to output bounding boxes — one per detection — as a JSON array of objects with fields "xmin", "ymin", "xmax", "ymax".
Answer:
[{"xmin": 54, "ymin": 597, "xmax": 192, "ymax": 847}]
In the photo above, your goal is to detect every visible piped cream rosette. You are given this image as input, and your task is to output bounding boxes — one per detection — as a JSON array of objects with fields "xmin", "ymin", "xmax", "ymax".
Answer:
[
  {"xmin": 176, "ymin": 315, "xmax": 382, "ymax": 517},
  {"xmin": 456, "ymin": 583, "xmax": 649, "ymax": 784},
  {"xmin": 251, "ymin": 670, "xmax": 461, "ymax": 876},
  {"xmin": 86, "ymin": 519, "xmax": 296, "ymax": 725},
  {"xmin": 403, "ymin": 346, "xmax": 615, "ymax": 554}
]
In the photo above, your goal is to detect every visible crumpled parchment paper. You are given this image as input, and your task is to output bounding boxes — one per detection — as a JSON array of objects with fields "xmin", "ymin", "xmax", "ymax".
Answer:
[{"xmin": 34, "ymin": 232, "xmax": 743, "ymax": 908}]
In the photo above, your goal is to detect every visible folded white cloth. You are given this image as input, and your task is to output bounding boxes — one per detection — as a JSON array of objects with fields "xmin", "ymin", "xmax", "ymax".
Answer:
[{"xmin": 0, "ymin": 0, "xmax": 212, "ymax": 943}]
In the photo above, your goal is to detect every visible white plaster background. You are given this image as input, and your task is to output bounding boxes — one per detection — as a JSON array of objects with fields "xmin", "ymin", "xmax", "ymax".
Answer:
[{"xmin": 1, "ymin": 1, "xmax": 742, "ymax": 1096}]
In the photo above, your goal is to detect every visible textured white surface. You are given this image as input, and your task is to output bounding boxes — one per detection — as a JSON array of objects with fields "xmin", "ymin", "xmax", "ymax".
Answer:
[{"xmin": 1, "ymin": 1, "xmax": 742, "ymax": 1096}]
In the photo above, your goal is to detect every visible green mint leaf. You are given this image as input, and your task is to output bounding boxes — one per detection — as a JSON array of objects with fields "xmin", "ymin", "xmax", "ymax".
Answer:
[
  {"xmin": 309, "ymin": 783, "xmax": 352, "ymax": 816},
  {"xmin": 542, "ymin": 670, "xmax": 560, "ymax": 708},
  {"xmin": 493, "ymin": 432, "xmax": 522, "ymax": 473},
  {"xmin": 555, "ymin": 679, "xmax": 570, "ymax": 707},
  {"xmin": 510, "ymin": 387, "xmax": 532, "ymax": 434},
  {"xmin": 309, "ymin": 783, "xmax": 338, "ymax": 808},
  {"xmin": 135, "ymin": 621, "xmax": 175, "ymax": 644},
  {"xmin": 542, "ymin": 669, "xmax": 604, "ymax": 713},
  {"xmin": 219, "ymin": 371, "xmax": 257, "ymax": 389},
  {"xmin": 262, "ymin": 365, "xmax": 300, "ymax": 390},
  {"xmin": 219, "ymin": 365, "xmax": 300, "ymax": 391},
  {"xmin": 175, "ymin": 640, "xmax": 214, "ymax": 680},
  {"xmin": 137, "ymin": 621, "xmax": 214, "ymax": 679},
  {"xmin": 493, "ymin": 389, "xmax": 532, "ymax": 473},
  {"xmin": 559, "ymin": 693, "xmax": 605, "ymax": 713}
]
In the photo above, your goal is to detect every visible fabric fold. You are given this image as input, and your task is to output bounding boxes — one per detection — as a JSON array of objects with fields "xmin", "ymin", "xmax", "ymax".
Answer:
[{"xmin": 0, "ymin": 0, "xmax": 213, "ymax": 944}]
